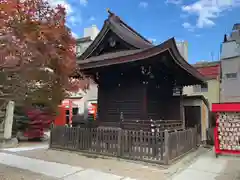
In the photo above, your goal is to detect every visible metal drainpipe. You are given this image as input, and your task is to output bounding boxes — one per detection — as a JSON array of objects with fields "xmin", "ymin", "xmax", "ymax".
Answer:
[{"xmin": 219, "ymin": 61, "xmax": 222, "ymax": 103}]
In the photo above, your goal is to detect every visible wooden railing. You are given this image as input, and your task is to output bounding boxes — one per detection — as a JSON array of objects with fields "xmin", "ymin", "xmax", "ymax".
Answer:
[
  {"xmin": 96, "ymin": 119, "xmax": 183, "ymax": 132},
  {"xmin": 50, "ymin": 126, "xmax": 198, "ymax": 165},
  {"xmin": 167, "ymin": 128, "xmax": 199, "ymax": 163}
]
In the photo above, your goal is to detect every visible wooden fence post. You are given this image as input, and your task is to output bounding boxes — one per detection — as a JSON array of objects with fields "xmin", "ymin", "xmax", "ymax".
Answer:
[
  {"xmin": 164, "ymin": 130, "xmax": 169, "ymax": 165},
  {"xmin": 195, "ymin": 127, "xmax": 198, "ymax": 147},
  {"xmin": 117, "ymin": 129, "xmax": 122, "ymax": 157},
  {"xmin": 49, "ymin": 129, "xmax": 53, "ymax": 148},
  {"xmin": 195, "ymin": 125, "xmax": 200, "ymax": 146},
  {"xmin": 175, "ymin": 129, "xmax": 179, "ymax": 156},
  {"xmin": 140, "ymin": 130, "xmax": 144, "ymax": 159},
  {"xmin": 96, "ymin": 128, "xmax": 100, "ymax": 152},
  {"xmin": 76, "ymin": 127, "xmax": 80, "ymax": 150},
  {"xmin": 190, "ymin": 128, "xmax": 193, "ymax": 148},
  {"xmin": 63, "ymin": 126, "xmax": 67, "ymax": 148}
]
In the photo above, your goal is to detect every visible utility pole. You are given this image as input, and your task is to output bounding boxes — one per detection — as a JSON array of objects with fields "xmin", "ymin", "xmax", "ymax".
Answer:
[{"xmin": 211, "ymin": 52, "xmax": 214, "ymax": 61}]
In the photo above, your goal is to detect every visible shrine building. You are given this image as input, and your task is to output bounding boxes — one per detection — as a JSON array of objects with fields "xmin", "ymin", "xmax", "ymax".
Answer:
[{"xmin": 77, "ymin": 10, "xmax": 206, "ymax": 130}]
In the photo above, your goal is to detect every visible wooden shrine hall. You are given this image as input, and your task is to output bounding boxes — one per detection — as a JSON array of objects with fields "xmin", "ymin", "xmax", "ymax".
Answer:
[{"xmin": 77, "ymin": 10, "xmax": 205, "ymax": 130}]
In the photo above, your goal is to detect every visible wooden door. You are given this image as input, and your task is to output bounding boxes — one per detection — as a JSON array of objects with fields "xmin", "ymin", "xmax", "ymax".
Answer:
[{"xmin": 184, "ymin": 106, "xmax": 201, "ymax": 129}]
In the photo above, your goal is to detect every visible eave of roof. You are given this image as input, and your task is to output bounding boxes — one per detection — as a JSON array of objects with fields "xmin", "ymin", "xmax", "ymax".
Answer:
[
  {"xmin": 183, "ymin": 95, "xmax": 210, "ymax": 109},
  {"xmin": 221, "ymin": 55, "xmax": 240, "ymax": 60},
  {"xmin": 77, "ymin": 36, "xmax": 92, "ymax": 43},
  {"xmin": 78, "ymin": 38, "xmax": 206, "ymax": 84}
]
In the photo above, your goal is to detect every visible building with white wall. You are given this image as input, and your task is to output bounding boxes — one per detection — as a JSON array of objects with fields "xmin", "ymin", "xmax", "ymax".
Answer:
[
  {"xmin": 75, "ymin": 25, "xmax": 100, "ymax": 102},
  {"xmin": 84, "ymin": 25, "xmax": 99, "ymax": 40},
  {"xmin": 220, "ymin": 23, "xmax": 240, "ymax": 103},
  {"xmin": 176, "ymin": 41, "xmax": 188, "ymax": 62},
  {"xmin": 183, "ymin": 61, "xmax": 221, "ymax": 109},
  {"xmin": 76, "ymin": 25, "xmax": 100, "ymax": 56}
]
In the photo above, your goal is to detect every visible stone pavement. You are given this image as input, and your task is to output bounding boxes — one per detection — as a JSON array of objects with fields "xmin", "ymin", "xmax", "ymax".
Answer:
[
  {"xmin": 2, "ymin": 145, "xmax": 240, "ymax": 180},
  {"xmin": 0, "ymin": 151, "xmax": 137, "ymax": 180},
  {"xmin": 0, "ymin": 164, "xmax": 57, "ymax": 180},
  {"xmin": 3, "ymin": 146, "xmax": 168, "ymax": 180},
  {"xmin": 171, "ymin": 150, "xmax": 240, "ymax": 180}
]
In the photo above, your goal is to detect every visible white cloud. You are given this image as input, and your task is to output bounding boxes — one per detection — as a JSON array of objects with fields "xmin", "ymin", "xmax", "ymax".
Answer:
[
  {"xmin": 182, "ymin": 22, "xmax": 191, "ymax": 28},
  {"xmin": 69, "ymin": 16, "xmax": 77, "ymax": 25},
  {"xmin": 71, "ymin": 32, "xmax": 79, "ymax": 38},
  {"xmin": 182, "ymin": 0, "xmax": 240, "ymax": 28},
  {"xmin": 68, "ymin": 15, "xmax": 82, "ymax": 26},
  {"xmin": 182, "ymin": 22, "xmax": 195, "ymax": 31},
  {"xmin": 148, "ymin": 38, "xmax": 157, "ymax": 43},
  {"xmin": 176, "ymin": 38, "xmax": 184, "ymax": 42},
  {"xmin": 139, "ymin": 1, "xmax": 149, "ymax": 8},
  {"xmin": 89, "ymin": 16, "xmax": 96, "ymax": 21},
  {"xmin": 48, "ymin": 0, "xmax": 73, "ymax": 14},
  {"xmin": 47, "ymin": 0, "xmax": 83, "ymax": 36},
  {"xmin": 165, "ymin": 0, "xmax": 182, "ymax": 5},
  {"xmin": 80, "ymin": 0, "xmax": 88, "ymax": 6}
]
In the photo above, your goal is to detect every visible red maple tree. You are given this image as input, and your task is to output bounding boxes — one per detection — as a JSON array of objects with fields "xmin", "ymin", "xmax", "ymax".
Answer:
[{"xmin": 0, "ymin": 0, "xmax": 88, "ymax": 130}]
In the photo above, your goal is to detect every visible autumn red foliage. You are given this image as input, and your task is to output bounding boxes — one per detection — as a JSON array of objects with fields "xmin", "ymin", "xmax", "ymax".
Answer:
[{"xmin": 0, "ymin": 0, "xmax": 88, "ymax": 137}]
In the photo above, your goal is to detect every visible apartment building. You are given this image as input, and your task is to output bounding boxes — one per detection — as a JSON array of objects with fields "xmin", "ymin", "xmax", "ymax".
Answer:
[
  {"xmin": 176, "ymin": 41, "xmax": 188, "ymax": 62},
  {"xmin": 220, "ymin": 23, "xmax": 240, "ymax": 103},
  {"xmin": 75, "ymin": 25, "xmax": 100, "ymax": 101},
  {"xmin": 76, "ymin": 25, "xmax": 99, "ymax": 56},
  {"xmin": 183, "ymin": 61, "xmax": 221, "ymax": 108}
]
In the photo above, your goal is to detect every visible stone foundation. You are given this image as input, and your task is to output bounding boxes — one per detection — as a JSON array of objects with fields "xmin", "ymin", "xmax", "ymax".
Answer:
[{"xmin": 0, "ymin": 137, "xmax": 18, "ymax": 148}]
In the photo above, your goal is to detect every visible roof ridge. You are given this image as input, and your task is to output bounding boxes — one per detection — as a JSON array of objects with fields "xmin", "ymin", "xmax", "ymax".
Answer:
[{"xmin": 106, "ymin": 9, "xmax": 152, "ymax": 44}]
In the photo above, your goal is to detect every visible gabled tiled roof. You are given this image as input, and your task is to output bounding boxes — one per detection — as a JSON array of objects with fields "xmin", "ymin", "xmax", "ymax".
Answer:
[
  {"xmin": 78, "ymin": 10, "xmax": 153, "ymax": 60},
  {"xmin": 78, "ymin": 38, "xmax": 206, "ymax": 85},
  {"xmin": 77, "ymin": 10, "xmax": 206, "ymax": 85},
  {"xmin": 193, "ymin": 61, "xmax": 220, "ymax": 79}
]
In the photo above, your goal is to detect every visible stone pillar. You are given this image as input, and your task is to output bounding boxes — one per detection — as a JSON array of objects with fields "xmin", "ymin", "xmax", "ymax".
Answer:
[{"xmin": 3, "ymin": 101, "xmax": 15, "ymax": 140}]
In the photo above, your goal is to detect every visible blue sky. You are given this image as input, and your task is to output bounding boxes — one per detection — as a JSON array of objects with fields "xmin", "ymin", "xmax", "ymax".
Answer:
[{"xmin": 49, "ymin": 0, "xmax": 240, "ymax": 64}]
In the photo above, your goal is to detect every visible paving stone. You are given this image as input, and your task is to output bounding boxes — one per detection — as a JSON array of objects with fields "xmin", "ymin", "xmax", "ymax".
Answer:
[
  {"xmin": 64, "ymin": 169, "xmax": 122, "ymax": 180},
  {"xmin": 0, "ymin": 152, "xmax": 83, "ymax": 178},
  {"xmin": 0, "ymin": 164, "xmax": 57, "ymax": 180}
]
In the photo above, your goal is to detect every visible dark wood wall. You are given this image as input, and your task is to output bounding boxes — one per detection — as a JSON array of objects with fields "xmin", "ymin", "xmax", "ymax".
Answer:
[
  {"xmin": 95, "ymin": 60, "xmax": 182, "ymax": 123},
  {"xmin": 97, "ymin": 80, "xmax": 181, "ymax": 123},
  {"xmin": 98, "ymin": 81, "xmax": 145, "ymax": 123},
  {"xmin": 146, "ymin": 83, "xmax": 180, "ymax": 120}
]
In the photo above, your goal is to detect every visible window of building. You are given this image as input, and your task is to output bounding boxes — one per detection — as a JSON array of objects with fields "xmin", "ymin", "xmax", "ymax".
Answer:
[
  {"xmin": 72, "ymin": 108, "xmax": 79, "ymax": 115},
  {"xmin": 193, "ymin": 85, "xmax": 201, "ymax": 93},
  {"xmin": 201, "ymin": 83, "xmax": 208, "ymax": 92},
  {"xmin": 225, "ymin": 73, "xmax": 237, "ymax": 79},
  {"xmin": 193, "ymin": 83, "xmax": 208, "ymax": 93},
  {"xmin": 76, "ymin": 45, "xmax": 82, "ymax": 55}
]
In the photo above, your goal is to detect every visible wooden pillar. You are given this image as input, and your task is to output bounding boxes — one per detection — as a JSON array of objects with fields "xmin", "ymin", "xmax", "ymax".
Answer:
[
  {"xmin": 180, "ymin": 88, "xmax": 185, "ymax": 129},
  {"xmin": 97, "ymin": 84, "xmax": 107, "ymax": 124},
  {"xmin": 142, "ymin": 85, "xmax": 147, "ymax": 120}
]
